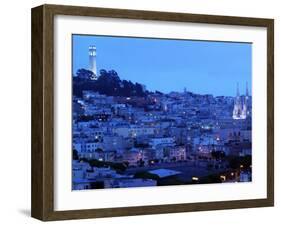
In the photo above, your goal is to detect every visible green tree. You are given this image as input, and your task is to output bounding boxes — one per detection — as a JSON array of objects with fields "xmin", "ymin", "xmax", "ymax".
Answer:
[
  {"xmin": 73, "ymin": 149, "xmax": 79, "ymax": 160},
  {"xmin": 76, "ymin": 68, "xmax": 94, "ymax": 80}
]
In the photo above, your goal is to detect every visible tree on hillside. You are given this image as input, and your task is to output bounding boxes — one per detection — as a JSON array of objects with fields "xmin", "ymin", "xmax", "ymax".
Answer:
[
  {"xmin": 76, "ymin": 68, "xmax": 94, "ymax": 80},
  {"xmin": 73, "ymin": 68, "xmax": 147, "ymax": 97}
]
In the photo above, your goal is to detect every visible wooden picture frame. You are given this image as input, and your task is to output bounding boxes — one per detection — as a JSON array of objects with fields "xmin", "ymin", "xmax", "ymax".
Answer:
[{"xmin": 31, "ymin": 4, "xmax": 274, "ymax": 221}]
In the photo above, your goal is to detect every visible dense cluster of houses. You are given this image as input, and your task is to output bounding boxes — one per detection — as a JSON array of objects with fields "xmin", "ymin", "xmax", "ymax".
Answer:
[{"xmin": 72, "ymin": 89, "xmax": 252, "ymax": 190}]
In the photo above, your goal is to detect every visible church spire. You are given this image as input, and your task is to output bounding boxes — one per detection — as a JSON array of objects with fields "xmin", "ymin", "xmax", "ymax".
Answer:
[
  {"xmin": 236, "ymin": 82, "xmax": 240, "ymax": 97},
  {"xmin": 246, "ymin": 82, "xmax": 249, "ymax": 97},
  {"xmin": 233, "ymin": 82, "xmax": 247, "ymax": 120}
]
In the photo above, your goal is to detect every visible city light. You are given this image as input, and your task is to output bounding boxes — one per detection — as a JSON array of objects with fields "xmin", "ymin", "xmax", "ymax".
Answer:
[
  {"xmin": 220, "ymin": 175, "xmax": 226, "ymax": 181},
  {"xmin": 192, "ymin": 177, "xmax": 199, "ymax": 181}
]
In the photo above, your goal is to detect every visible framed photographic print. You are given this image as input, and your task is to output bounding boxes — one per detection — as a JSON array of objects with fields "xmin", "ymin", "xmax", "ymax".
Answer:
[{"xmin": 31, "ymin": 4, "xmax": 274, "ymax": 221}]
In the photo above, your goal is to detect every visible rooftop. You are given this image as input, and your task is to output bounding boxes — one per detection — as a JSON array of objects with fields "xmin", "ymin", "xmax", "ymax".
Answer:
[{"xmin": 149, "ymin": 169, "xmax": 181, "ymax": 178}]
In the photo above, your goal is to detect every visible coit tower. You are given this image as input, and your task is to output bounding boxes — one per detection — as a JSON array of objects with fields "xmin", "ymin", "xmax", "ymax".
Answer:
[{"xmin": 89, "ymin": 45, "xmax": 97, "ymax": 80}]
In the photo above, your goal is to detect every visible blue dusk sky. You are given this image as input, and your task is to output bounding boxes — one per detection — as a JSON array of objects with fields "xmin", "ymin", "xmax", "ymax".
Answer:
[{"xmin": 72, "ymin": 34, "xmax": 252, "ymax": 97}]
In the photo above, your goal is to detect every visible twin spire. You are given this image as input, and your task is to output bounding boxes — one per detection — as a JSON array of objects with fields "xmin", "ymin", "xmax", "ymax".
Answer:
[
  {"xmin": 236, "ymin": 82, "xmax": 249, "ymax": 97},
  {"xmin": 233, "ymin": 82, "xmax": 249, "ymax": 120}
]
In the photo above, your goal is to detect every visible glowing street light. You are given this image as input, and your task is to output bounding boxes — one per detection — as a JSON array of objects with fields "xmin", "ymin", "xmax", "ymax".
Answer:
[{"xmin": 192, "ymin": 176, "xmax": 199, "ymax": 181}]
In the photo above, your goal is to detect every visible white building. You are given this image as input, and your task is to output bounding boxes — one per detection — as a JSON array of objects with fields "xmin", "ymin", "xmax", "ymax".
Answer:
[
  {"xmin": 149, "ymin": 137, "xmax": 175, "ymax": 149},
  {"xmin": 233, "ymin": 83, "xmax": 249, "ymax": 120},
  {"xmin": 113, "ymin": 126, "xmax": 155, "ymax": 138},
  {"xmin": 88, "ymin": 45, "xmax": 97, "ymax": 79},
  {"xmin": 165, "ymin": 146, "xmax": 187, "ymax": 161},
  {"xmin": 102, "ymin": 135, "xmax": 126, "ymax": 151},
  {"xmin": 73, "ymin": 141, "xmax": 102, "ymax": 154},
  {"xmin": 86, "ymin": 167, "xmax": 117, "ymax": 179}
]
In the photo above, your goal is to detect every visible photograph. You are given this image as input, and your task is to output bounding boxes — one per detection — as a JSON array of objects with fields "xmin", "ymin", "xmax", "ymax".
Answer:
[{"xmin": 71, "ymin": 34, "xmax": 252, "ymax": 190}]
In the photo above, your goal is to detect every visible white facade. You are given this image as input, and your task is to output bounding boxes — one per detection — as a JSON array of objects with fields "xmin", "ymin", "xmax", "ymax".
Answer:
[
  {"xmin": 233, "ymin": 83, "xmax": 249, "ymax": 120},
  {"xmin": 149, "ymin": 137, "xmax": 175, "ymax": 149},
  {"xmin": 88, "ymin": 45, "xmax": 97, "ymax": 79},
  {"xmin": 86, "ymin": 167, "xmax": 117, "ymax": 179},
  {"xmin": 102, "ymin": 135, "xmax": 126, "ymax": 151},
  {"xmin": 113, "ymin": 126, "xmax": 155, "ymax": 138},
  {"xmin": 73, "ymin": 141, "xmax": 102, "ymax": 153}
]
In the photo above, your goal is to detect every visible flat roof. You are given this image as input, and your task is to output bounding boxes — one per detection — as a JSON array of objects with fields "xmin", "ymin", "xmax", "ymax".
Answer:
[{"xmin": 149, "ymin": 168, "xmax": 181, "ymax": 178}]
